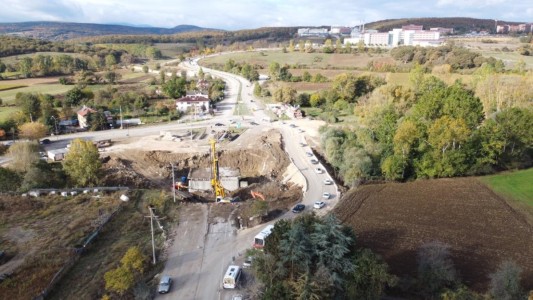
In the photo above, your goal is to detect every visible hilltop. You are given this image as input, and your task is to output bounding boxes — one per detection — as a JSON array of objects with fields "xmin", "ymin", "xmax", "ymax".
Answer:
[
  {"xmin": 0, "ymin": 21, "xmax": 216, "ymax": 41},
  {"xmin": 365, "ymin": 17, "xmax": 524, "ymax": 33}
]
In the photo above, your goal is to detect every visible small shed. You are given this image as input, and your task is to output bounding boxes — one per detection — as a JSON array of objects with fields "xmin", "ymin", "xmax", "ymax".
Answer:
[{"xmin": 47, "ymin": 148, "xmax": 69, "ymax": 161}]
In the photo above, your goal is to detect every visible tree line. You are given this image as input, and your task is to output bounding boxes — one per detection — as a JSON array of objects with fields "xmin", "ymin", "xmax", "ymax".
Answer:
[{"xmin": 320, "ymin": 73, "xmax": 532, "ymax": 184}]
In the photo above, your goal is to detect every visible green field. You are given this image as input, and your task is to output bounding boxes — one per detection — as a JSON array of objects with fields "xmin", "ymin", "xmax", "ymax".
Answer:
[
  {"xmin": 200, "ymin": 51, "xmax": 389, "ymax": 69},
  {"xmin": 154, "ymin": 43, "xmax": 195, "ymax": 58},
  {"xmin": 0, "ymin": 84, "xmax": 74, "ymax": 104},
  {"xmin": 481, "ymin": 168, "xmax": 533, "ymax": 207},
  {"xmin": 0, "ymin": 52, "xmax": 89, "ymax": 65},
  {"xmin": 0, "ymin": 84, "xmax": 27, "ymax": 91}
]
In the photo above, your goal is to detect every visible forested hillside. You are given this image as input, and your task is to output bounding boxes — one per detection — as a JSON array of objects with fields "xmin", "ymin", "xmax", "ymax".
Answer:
[
  {"xmin": 0, "ymin": 21, "xmax": 211, "ymax": 40},
  {"xmin": 366, "ymin": 17, "xmax": 522, "ymax": 33}
]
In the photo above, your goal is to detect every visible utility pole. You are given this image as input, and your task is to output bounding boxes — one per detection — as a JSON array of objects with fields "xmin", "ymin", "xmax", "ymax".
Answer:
[
  {"xmin": 171, "ymin": 163, "xmax": 176, "ymax": 203},
  {"xmin": 120, "ymin": 106, "xmax": 123, "ymax": 129},
  {"xmin": 148, "ymin": 206, "xmax": 157, "ymax": 265}
]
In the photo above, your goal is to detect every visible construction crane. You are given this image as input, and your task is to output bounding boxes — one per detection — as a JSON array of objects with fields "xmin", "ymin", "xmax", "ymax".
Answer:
[{"xmin": 209, "ymin": 139, "xmax": 227, "ymax": 202}]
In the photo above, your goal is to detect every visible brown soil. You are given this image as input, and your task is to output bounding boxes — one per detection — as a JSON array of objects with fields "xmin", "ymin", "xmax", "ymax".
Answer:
[
  {"xmin": 102, "ymin": 130, "xmax": 291, "ymax": 188},
  {"xmin": 333, "ymin": 177, "xmax": 533, "ymax": 292}
]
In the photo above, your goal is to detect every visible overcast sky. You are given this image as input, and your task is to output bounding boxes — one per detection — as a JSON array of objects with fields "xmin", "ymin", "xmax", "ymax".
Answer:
[{"xmin": 0, "ymin": 0, "xmax": 531, "ymax": 29}]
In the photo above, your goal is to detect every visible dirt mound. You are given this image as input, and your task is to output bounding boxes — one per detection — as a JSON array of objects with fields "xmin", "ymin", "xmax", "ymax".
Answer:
[
  {"xmin": 102, "ymin": 130, "xmax": 290, "ymax": 188},
  {"xmin": 333, "ymin": 177, "xmax": 533, "ymax": 292},
  {"xmin": 101, "ymin": 156, "xmax": 155, "ymax": 188}
]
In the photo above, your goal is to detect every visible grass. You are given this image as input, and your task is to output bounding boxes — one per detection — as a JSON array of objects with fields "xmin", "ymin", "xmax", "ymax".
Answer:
[
  {"xmin": 0, "ymin": 84, "xmax": 73, "ymax": 104},
  {"xmin": 0, "ymin": 52, "xmax": 90, "ymax": 65},
  {"xmin": 481, "ymin": 168, "xmax": 533, "ymax": 207},
  {"xmin": 0, "ymin": 106, "xmax": 21, "ymax": 121},
  {"xmin": 0, "ymin": 84, "xmax": 27, "ymax": 91},
  {"xmin": 200, "ymin": 50, "xmax": 388, "ymax": 70}
]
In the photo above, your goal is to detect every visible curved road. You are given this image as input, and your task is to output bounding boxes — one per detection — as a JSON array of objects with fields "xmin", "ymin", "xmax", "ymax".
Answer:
[{"xmin": 156, "ymin": 57, "xmax": 339, "ymax": 300}]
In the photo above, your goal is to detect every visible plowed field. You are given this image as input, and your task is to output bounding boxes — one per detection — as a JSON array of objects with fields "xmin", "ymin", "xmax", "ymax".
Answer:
[{"xmin": 333, "ymin": 177, "xmax": 533, "ymax": 291}]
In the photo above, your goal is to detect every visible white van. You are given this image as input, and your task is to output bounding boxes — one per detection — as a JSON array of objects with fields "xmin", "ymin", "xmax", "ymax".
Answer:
[{"xmin": 223, "ymin": 265, "xmax": 242, "ymax": 289}]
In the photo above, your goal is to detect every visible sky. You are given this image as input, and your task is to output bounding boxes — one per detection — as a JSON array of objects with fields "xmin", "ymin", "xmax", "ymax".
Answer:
[{"xmin": 0, "ymin": 0, "xmax": 531, "ymax": 30}]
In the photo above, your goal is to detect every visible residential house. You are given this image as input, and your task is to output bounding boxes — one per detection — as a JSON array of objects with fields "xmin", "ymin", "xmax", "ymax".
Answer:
[
  {"xmin": 175, "ymin": 94, "xmax": 210, "ymax": 113},
  {"xmin": 77, "ymin": 106, "xmax": 97, "ymax": 129}
]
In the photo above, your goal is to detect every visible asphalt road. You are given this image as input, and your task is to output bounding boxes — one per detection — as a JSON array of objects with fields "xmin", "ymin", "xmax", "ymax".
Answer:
[{"xmin": 155, "ymin": 58, "xmax": 339, "ymax": 300}]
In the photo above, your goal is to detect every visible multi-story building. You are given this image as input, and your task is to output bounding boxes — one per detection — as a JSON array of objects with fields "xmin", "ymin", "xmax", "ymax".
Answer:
[
  {"xmin": 430, "ymin": 27, "xmax": 454, "ymax": 34},
  {"xmin": 402, "ymin": 24, "xmax": 423, "ymax": 31},
  {"xmin": 297, "ymin": 28, "xmax": 329, "ymax": 37},
  {"xmin": 345, "ymin": 26, "xmax": 442, "ymax": 48}
]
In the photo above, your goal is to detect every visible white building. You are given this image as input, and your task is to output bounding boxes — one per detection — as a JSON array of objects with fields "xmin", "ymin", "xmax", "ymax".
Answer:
[
  {"xmin": 175, "ymin": 94, "xmax": 210, "ymax": 113},
  {"xmin": 297, "ymin": 28, "xmax": 329, "ymax": 37},
  {"xmin": 344, "ymin": 27, "xmax": 443, "ymax": 48}
]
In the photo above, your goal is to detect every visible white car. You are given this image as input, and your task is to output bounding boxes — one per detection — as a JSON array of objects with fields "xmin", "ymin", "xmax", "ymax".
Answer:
[
  {"xmin": 315, "ymin": 168, "xmax": 324, "ymax": 174},
  {"xmin": 314, "ymin": 201, "xmax": 325, "ymax": 209},
  {"xmin": 299, "ymin": 142, "xmax": 306, "ymax": 147},
  {"xmin": 322, "ymin": 192, "xmax": 330, "ymax": 199},
  {"xmin": 310, "ymin": 159, "xmax": 319, "ymax": 164},
  {"xmin": 323, "ymin": 179, "xmax": 333, "ymax": 185},
  {"xmin": 306, "ymin": 152, "xmax": 313, "ymax": 157}
]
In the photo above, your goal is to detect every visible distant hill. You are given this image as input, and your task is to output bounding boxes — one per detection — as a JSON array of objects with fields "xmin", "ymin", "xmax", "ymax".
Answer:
[
  {"xmin": 0, "ymin": 21, "xmax": 217, "ymax": 41},
  {"xmin": 365, "ymin": 17, "xmax": 523, "ymax": 34}
]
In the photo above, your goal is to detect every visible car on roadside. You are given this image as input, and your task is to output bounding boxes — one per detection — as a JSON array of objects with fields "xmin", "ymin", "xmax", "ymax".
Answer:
[
  {"xmin": 232, "ymin": 295, "xmax": 243, "ymax": 300},
  {"xmin": 310, "ymin": 159, "xmax": 318, "ymax": 164},
  {"xmin": 315, "ymin": 168, "xmax": 324, "ymax": 174},
  {"xmin": 289, "ymin": 124, "xmax": 296, "ymax": 128},
  {"xmin": 40, "ymin": 138, "xmax": 51, "ymax": 145},
  {"xmin": 323, "ymin": 179, "xmax": 333, "ymax": 185},
  {"xmin": 243, "ymin": 256, "xmax": 253, "ymax": 268},
  {"xmin": 215, "ymin": 123, "xmax": 224, "ymax": 126},
  {"xmin": 292, "ymin": 204, "xmax": 305, "ymax": 213},
  {"xmin": 298, "ymin": 129, "xmax": 305, "ymax": 133},
  {"xmin": 322, "ymin": 192, "xmax": 331, "ymax": 199},
  {"xmin": 299, "ymin": 142, "xmax": 306, "ymax": 147},
  {"xmin": 158, "ymin": 275, "xmax": 172, "ymax": 294},
  {"xmin": 306, "ymin": 152, "xmax": 313, "ymax": 157},
  {"xmin": 314, "ymin": 201, "xmax": 325, "ymax": 209}
]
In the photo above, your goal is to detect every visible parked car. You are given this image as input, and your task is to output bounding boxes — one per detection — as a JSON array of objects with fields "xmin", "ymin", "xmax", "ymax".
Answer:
[
  {"xmin": 310, "ymin": 159, "xmax": 319, "ymax": 164},
  {"xmin": 298, "ymin": 129, "xmax": 305, "ymax": 133},
  {"xmin": 40, "ymin": 138, "xmax": 51, "ymax": 145},
  {"xmin": 158, "ymin": 275, "xmax": 172, "ymax": 294},
  {"xmin": 323, "ymin": 179, "xmax": 333, "ymax": 185},
  {"xmin": 232, "ymin": 295, "xmax": 243, "ymax": 300},
  {"xmin": 314, "ymin": 201, "xmax": 325, "ymax": 209},
  {"xmin": 299, "ymin": 142, "xmax": 306, "ymax": 147},
  {"xmin": 215, "ymin": 123, "xmax": 224, "ymax": 126},
  {"xmin": 243, "ymin": 256, "xmax": 253, "ymax": 268},
  {"xmin": 289, "ymin": 124, "xmax": 296, "ymax": 128},
  {"xmin": 306, "ymin": 152, "xmax": 313, "ymax": 157},
  {"xmin": 292, "ymin": 204, "xmax": 305, "ymax": 213},
  {"xmin": 322, "ymin": 192, "xmax": 331, "ymax": 199},
  {"xmin": 315, "ymin": 168, "xmax": 324, "ymax": 174}
]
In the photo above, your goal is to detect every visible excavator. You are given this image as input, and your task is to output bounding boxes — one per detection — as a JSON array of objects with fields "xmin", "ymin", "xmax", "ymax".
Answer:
[{"xmin": 209, "ymin": 139, "xmax": 232, "ymax": 203}]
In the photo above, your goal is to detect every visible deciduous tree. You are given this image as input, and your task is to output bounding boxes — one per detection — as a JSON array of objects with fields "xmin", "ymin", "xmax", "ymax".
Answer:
[
  {"xmin": 62, "ymin": 138, "xmax": 101, "ymax": 186},
  {"xmin": 18, "ymin": 122, "xmax": 48, "ymax": 140}
]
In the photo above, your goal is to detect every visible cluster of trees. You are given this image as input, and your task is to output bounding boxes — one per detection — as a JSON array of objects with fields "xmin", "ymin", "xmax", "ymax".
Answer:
[
  {"xmin": 223, "ymin": 59, "xmax": 260, "ymax": 81},
  {"xmin": 75, "ymin": 27, "xmax": 298, "ymax": 46},
  {"xmin": 252, "ymin": 214, "xmax": 397, "ymax": 299},
  {"xmin": 268, "ymin": 61, "xmax": 329, "ymax": 83},
  {"xmin": 98, "ymin": 43, "xmax": 162, "ymax": 59},
  {"xmin": 390, "ymin": 44, "xmax": 505, "ymax": 71},
  {"xmin": 12, "ymin": 54, "xmax": 91, "ymax": 78},
  {"xmin": 0, "ymin": 138, "xmax": 102, "ymax": 193},
  {"xmin": 321, "ymin": 74, "xmax": 532, "ymax": 184},
  {"xmin": 0, "ymin": 35, "xmax": 81, "ymax": 57}
]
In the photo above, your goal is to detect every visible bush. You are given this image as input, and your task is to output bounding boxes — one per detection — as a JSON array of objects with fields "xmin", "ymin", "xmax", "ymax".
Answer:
[
  {"xmin": 489, "ymin": 261, "xmax": 524, "ymax": 300},
  {"xmin": 417, "ymin": 241, "xmax": 458, "ymax": 297}
]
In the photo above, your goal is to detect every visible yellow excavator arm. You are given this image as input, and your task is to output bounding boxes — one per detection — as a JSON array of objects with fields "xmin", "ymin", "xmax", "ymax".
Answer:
[{"xmin": 209, "ymin": 139, "xmax": 226, "ymax": 201}]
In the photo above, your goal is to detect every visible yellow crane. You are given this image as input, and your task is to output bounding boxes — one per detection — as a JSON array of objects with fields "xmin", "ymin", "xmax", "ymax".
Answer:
[{"xmin": 209, "ymin": 139, "xmax": 227, "ymax": 202}]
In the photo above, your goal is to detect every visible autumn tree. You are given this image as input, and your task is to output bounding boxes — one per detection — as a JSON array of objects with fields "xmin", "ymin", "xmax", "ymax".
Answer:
[
  {"xmin": 18, "ymin": 122, "xmax": 48, "ymax": 140},
  {"xmin": 104, "ymin": 246, "xmax": 147, "ymax": 295},
  {"xmin": 62, "ymin": 138, "xmax": 101, "ymax": 186},
  {"xmin": 8, "ymin": 141, "xmax": 40, "ymax": 172}
]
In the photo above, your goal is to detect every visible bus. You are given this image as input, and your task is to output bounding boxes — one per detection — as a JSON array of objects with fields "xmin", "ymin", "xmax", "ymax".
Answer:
[
  {"xmin": 252, "ymin": 224, "xmax": 274, "ymax": 249},
  {"xmin": 223, "ymin": 265, "xmax": 242, "ymax": 289}
]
